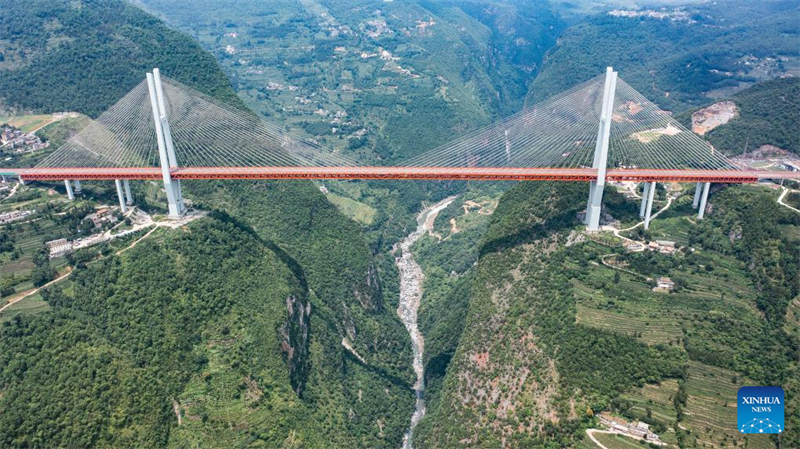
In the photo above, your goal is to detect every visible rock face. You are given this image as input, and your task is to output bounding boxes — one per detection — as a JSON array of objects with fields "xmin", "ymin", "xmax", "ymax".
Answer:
[
  {"xmin": 279, "ymin": 294, "xmax": 311, "ymax": 395},
  {"xmin": 692, "ymin": 101, "xmax": 738, "ymax": 135}
]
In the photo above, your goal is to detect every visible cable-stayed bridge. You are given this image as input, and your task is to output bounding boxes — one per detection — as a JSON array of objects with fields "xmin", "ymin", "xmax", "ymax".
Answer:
[{"xmin": 1, "ymin": 68, "xmax": 797, "ymax": 230}]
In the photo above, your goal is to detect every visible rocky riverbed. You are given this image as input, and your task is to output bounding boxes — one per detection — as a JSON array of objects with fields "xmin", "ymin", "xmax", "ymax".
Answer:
[{"xmin": 397, "ymin": 196, "xmax": 456, "ymax": 449}]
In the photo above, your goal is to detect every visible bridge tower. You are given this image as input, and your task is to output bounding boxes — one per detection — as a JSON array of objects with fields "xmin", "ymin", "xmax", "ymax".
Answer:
[
  {"xmin": 585, "ymin": 67, "xmax": 618, "ymax": 231},
  {"xmin": 146, "ymin": 69, "xmax": 186, "ymax": 218}
]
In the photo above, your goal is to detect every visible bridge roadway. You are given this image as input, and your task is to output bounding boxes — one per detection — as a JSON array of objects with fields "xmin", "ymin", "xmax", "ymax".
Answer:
[{"xmin": 1, "ymin": 166, "xmax": 798, "ymax": 183}]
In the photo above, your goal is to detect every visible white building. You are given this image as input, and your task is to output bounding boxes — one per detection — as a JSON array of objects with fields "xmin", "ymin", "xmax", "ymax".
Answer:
[{"xmin": 46, "ymin": 238, "xmax": 73, "ymax": 258}]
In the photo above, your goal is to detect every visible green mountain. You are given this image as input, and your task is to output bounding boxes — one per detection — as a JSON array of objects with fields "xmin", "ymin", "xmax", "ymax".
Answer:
[
  {"xmin": 0, "ymin": 1, "xmax": 415, "ymax": 447},
  {"xmin": 527, "ymin": 0, "xmax": 800, "ymax": 111},
  {"xmin": 414, "ymin": 182, "xmax": 800, "ymax": 448},
  {"xmin": 0, "ymin": 0, "xmax": 241, "ymax": 117},
  {"xmin": 686, "ymin": 77, "xmax": 800, "ymax": 155}
]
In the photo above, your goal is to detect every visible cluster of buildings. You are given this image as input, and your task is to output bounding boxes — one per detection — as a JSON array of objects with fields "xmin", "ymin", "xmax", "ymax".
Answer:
[
  {"xmin": 0, "ymin": 125, "xmax": 49, "ymax": 153},
  {"xmin": 624, "ymin": 239, "xmax": 677, "ymax": 255},
  {"xmin": 43, "ymin": 208, "xmax": 122, "ymax": 259},
  {"xmin": 85, "ymin": 208, "xmax": 119, "ymax": 228},
  {"xmin": 608, "ymin": 8, "xmax": 695, "ymax": 23},
  {"xmin": 0, "ymin": 210, "xmax": 34, "ymax": 224},
  {"xmin": 599, "ymin": 413, "xmax": 663, "ymax": 445}
]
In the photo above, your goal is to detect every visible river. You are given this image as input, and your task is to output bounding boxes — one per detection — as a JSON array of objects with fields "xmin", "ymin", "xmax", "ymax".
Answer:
[{"xmin": 397, "ymin": 196, "xmax": 457, "ymax": 449}]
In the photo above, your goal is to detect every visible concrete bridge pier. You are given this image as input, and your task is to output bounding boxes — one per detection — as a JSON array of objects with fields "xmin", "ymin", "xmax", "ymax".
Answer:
[
  {"xmin": 639, "ymin": 182, "xmax": 651, "ymax": 218},
  {"xmin": 586, "ymin": 67, "xmax": 618, "ymax": 231},
  {"xmin": 123, "ymin": 180, "xmax": 133, "ymax": 206},
  {"xmin": 692, "ymin": 182, "xmax": 702, "ymax": 209},
  {"xmin": 73, "ymin": 180, "xmax": 82, "ymax": 193},
  {"xmin": 643, "ymin": 181, "xmax": 656, "ymax": 230},
  {"xmin": 697, "ymin": 182, "xmax": 711, "ymax": 220},
  {"xmin": 18, "ymin": 177, "xmax": 24, "ymax": 186},
  {"xmin": 115, "ymin": 180, "xmax": 128, "ymax": 213},
  {"xmin": 64, "ymin": 179, "xmax": 75, "ymax": 200}
]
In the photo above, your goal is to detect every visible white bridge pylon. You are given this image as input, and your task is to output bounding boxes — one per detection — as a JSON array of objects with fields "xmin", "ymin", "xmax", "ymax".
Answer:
[
  {"xmin": 585, "ymin": 67, "xmax": 618, "ymax": 231},
  {"xmin": 147, "ymin": 69, "xmax": 185, "ymax": 218},
  {"xmin": 29, "ymin": 66, "xmax": 754, "ymax": 224}
]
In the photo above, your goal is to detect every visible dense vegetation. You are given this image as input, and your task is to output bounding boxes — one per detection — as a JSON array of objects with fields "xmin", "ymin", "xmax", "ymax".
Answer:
[
  {"xmin": 0, "ymin": 217, "xmax": 314, "ymax": 447},
  {"xmin": 413, "ymin": 181, "xmax": 800, "ymax": 448},
  {"xmin": 0, "ymin": 1, "xmax": 418, "ymax": 446},
  {"xmin": 527, "ymin": 0, "xmax": 800, "ymax": 111},
  {"xmin": 688, "ymin": 77, "xmax": 800, "ymax": 155},
  {"xmin": 0, "ymin": 0, "xmax": 241, "ymax": 117}
]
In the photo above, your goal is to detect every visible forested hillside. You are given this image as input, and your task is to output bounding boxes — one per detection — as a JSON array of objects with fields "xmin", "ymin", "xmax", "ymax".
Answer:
[
  {"xmin": 0, "ymin": 1, "xmax": 417, "ymax": 447},
  {"xmin": 688, "ymin": 77, "xmax": 800, "ymax": 155},
  {"xmin": 527, "ymin": 0, "xmax": 800, "ymax": 111},
  {"xmin": 414, "ymin": 182, "xmax": 800, "ymax": 448},
  {"xmin": 0, "ymin": 217, "xmax": 315, "ymax": 447},
  {"xmin": 0, "ymin": 0, "xmax": 241, "ymax": 116}
]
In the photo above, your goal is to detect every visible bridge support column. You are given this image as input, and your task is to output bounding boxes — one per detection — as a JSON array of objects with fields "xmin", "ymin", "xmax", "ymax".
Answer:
[
  {"xmin": 644, "ymin": 181, "xmax": 656, "ymax": 230},
  {"xmin": 115, "ymin": 180, "xmax": 128, "ymax": 213},
  {"xmin": 123, "ymin": 180, "xmax": 133, "ymax": 206},
  {"xmin": 697, "ymin": 182, "xmax": 710, "ymax": 220},
  {"xmin": 73, "ymin": 180, "xmax": 82, "ymax": 193},
  {"xmin": 639, "ymin": 182, "xmax": 650, "ymax": 218},
  {"xmin": 586, "ymin": 67, "xmax": 618, "ymax": 231},
  {"xmin": 692, "ymin": 182, "xmax": 702, "ymax": 209},
  {"xmin": 64, "ymin": 179, "xmax": 75, "ymax": 200},
  {"xmin": 18, "ymin": 177, "xmax": 24, "ymax": 186},
  {"xmin": 147, "ymin": 68, "xmax": 186, "ymax": 218}
]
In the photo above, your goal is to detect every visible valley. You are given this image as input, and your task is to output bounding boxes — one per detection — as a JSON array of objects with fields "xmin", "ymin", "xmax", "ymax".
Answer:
[{"xmin": 0, "ymin": 0, "xmax": 799, "ymax": 448}]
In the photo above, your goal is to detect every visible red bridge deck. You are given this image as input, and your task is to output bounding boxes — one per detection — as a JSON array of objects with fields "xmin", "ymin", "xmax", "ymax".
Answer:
[{"xmin": 1, "ymin": 166, "xmax": 797, "ymax": 183}]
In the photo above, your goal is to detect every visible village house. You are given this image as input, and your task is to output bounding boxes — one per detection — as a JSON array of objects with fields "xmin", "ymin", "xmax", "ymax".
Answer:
[
  {"xmin": 0, "ymin": 210, "xmax": 34, "ymax": 224},
  {"xmin": 46, "ymin": 238, "xmax": 73, "ymax": 258},
  {"xmin": 86, "ymin": 208, "xmax": 119, "ymax": 228},
  {"xmin": 597, "ymin": 413, "xmax": 662, "ymax": 444},
  {"xmin": 655, "ymin": 276, "xmax": 675, "ymax": 292},
  {"xmin": 1, "ymin": 125, "xmax": 49, "ymax": 153},
  {"xmin": 655, "ymin": 240, "xmax": 677, "ymax": 254},
  {"xmin": 780, "ymin": 161, "xmax": 800, "ymax": 172}
]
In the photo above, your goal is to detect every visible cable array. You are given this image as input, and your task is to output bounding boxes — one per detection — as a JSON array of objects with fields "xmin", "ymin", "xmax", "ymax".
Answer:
[
  {"xmin": 159, "ymin": 77, "xmax": 358, "ymax": 168},
  {"xmin": 403, "ymin": 75, "xmax": 741, "ymax": 172},
  {"xmin": 38, "ymin": 76, "xmax": 359, "ymax": 169},
  {"xmin": 36, "ymin": 71, "xmax": 741, "ymax": 174},
  {"xmin": 37, "ymin": 80, "xmax": 158, "ymax": 168},
  {"xmin": 607, "ymin": 79, "xmax": 739, "ymax": 171},
  {"xmin": 403, "ymin": 75, "xmax": 607, "ymax": 169}
]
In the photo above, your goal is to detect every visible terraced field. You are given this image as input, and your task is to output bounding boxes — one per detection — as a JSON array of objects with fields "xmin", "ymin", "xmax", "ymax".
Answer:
[
  {"xmin": 683, "ymin": 362, "xmax": 772, "ymax": 449},
  {"xmin": 590, "ymin": 431, "xmax": 651, "ymax": 449},
  {"xmin": 620, "ymin": 379, "xmax": 679, "ymax": 427},
  {"xmin": 0, "ymin": 114, "xmax": 55, "ymax": 133},
  {"xmin": 576, "ymin": 303, "xmax": 683, "ymax": 345}
]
